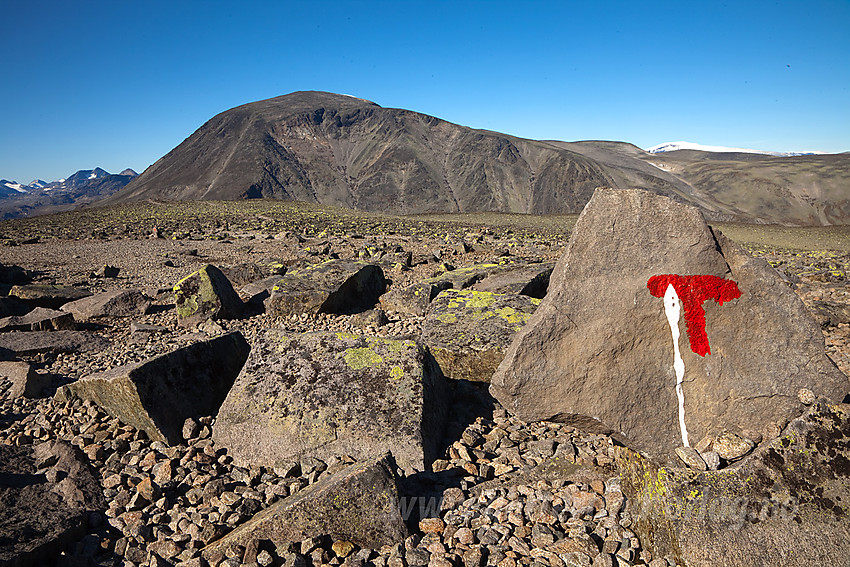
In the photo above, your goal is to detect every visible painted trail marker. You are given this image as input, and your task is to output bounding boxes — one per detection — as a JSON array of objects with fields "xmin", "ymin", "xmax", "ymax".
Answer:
[{"xmin": 647, "ymin": 275, "xmax": 741, "ymax": 446}]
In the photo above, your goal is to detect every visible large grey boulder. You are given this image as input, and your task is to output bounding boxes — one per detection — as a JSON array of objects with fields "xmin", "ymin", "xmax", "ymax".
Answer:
[
  {"xmin": 0, "ymin": 307, "xmax": 75, "ymax": 332},
  {"xmin": 490, "ymin": 188, "xmax": 848, "ymax": 464},
  {"xmin": 173, "ymin": 264, "xmax": 244, "ymax": 327},
  {"xmin": 616, "ymin": 402, "xmax": 850, "ymax": 567},
  {"xmin": 69, "ymin": 332, "xmax": 250, "ymax": 444},
  {"xmin": 202, "ymin": 455, "xmax": 406, "ymax": 564},
  {"xmin": 0, "ymin": 440, "xmax": 105, "ymax": 567},
  {"xmin": 421, "ymin": 289, "xmax": 540, "ymax": 382},
  {"xmin": 61, "ymin": 289, "xmax": 152, "ymax": 320},
  {"xmin": 213, "ymin": 331, "xmax": 447, "ymax": 474},
  {"xmin": 265, "ymin": 260, "xmax": 386, "ymax": 317}
]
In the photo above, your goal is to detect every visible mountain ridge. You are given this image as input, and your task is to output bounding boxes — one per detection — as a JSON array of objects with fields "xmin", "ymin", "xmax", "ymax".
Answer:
[{"xmin": 104, "ymin": 92, "xmax": 849, "ymax": 225}]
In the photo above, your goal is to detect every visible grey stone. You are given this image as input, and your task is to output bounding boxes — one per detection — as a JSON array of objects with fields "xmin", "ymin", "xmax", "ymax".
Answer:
[
  {"xmin": 69, "ymin": 332, "xmax": 250, "ymax": 444},
  {"xmin": 0, "ymin": 263, "xmax": 30, "ymax": 284},
  {"xmin": 0, "ymin": 331, "xmax": 109, "ymax": 356},
  {"xmin": 0, "ymin": 441, "xmax": 105, "ymax": 567},
  {"xmin": 61, "ymin": 289, "xmax": 152, "ymax": 320},
  {"xmin": 471, "ymin": 263, "xmax": 554, "ymax": 298},
  {"xmin": 712, "ymin": 431, "xmax": 755, "ymax": 461},
  {"xmin": 213, "ymin": 330, "xmax": 447, "ymax": 474},
  {"xmin": 0, "ymin": 360, "xmax": 51, "ymax": 398},
  {"xmin": 202, "ymin": 456, "xmax": 406, "ymax": 561},
  {"xmin": 490, "ymin": 188, "xmax": 849, "ymax": 465},
  {"xmin": 380, "ymin": 281, "xmax": 452, "ymax": 317},
  {"xmin": 616, "ymin": 402, "xmax": 850, "ymax": 567},
  {"xmin": 174, "ymin": 264, "xmax": 244, "ymax": 326},
  {"xmin": 421, "ymin": 289, "xmax": 540, "ymax": 382},
  {"xmin": 265, "ymin": 260, "xmax": 386, "ymax": 317},
  {"xmin": 0, "ymin": 307, "xmax": 76, "ymax": 332},
  {"xmin": 700, "ymin": 451, "xmax": 720, "ymax": 471},
  {"xmin": 674, "ymin": 446, "xmax": 707, "ymax": 471},
  {"xmin": 8, "ymin": 284, "xmax": 92, "ymax": 309}
]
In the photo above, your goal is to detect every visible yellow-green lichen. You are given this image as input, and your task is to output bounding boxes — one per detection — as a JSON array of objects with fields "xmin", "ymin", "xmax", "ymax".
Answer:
[
  {"xmin": 390, "ymin": 366, "xmax": 404, "ymax": 380},
  {"xmin": 343, "ymin": 347, "xmax": 384, "ymax": 370}
]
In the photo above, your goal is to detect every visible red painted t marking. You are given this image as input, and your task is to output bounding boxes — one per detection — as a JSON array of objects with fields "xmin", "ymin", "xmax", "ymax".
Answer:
[{"xmin": 647, "ymin": 275, "xmax": 741, "ymax": 356}]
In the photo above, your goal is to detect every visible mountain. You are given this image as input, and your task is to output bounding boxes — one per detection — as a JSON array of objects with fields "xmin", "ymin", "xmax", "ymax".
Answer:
[
  {"xmin": 104, "ymin": 92, "xmax": 850, "ymax": 225},
  {"xmin": 647, "ymin": 141, "xmax": 824, "ymax": 157},
  {"xmin": 0, "ymin": 168, "xmax": 138, "ymax": 220}
]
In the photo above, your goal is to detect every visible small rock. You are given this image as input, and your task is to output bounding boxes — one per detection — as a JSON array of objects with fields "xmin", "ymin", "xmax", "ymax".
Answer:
[
  {"xmin": 713, "ymin": 430, "xmax": 755, "ymax": 461},
  {"xmin": 419, "ymin": 518, "xmax": 445, "ymax": 534},
  {"xmin": 700, "ymin": 450, "xmax": 721, "ymax": 471},
  {"xmin": 797, "ymin": 388, "xmax": 816, "ymax": 405},
  {"xmin": 674, "ymin": 446, "xmax": 707, "ymax": 471},
  {"xmin": 333, "ymin": 541, "xmax": 356, "ymax": 558}
]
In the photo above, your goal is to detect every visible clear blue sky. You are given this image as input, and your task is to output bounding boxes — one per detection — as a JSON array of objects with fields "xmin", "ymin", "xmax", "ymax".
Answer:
[{"xmin": 2, "ymin": 0, "xmax": 848, "ymax": 182}]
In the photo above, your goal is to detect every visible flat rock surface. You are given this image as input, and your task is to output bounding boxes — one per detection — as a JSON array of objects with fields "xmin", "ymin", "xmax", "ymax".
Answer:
[
  {"xmin": 0, "ymin": 330, "xmax": 109, "ymax": 356},
  {"xmin": 213, "ymin": 330, "xmax": 447, "ymax": 474},
  {"xmin": 61, "ymin": 289, "xmax": 152, "ymax": 320},
  {"xmin": 8, "ymin": 285, "xmax": 92, "ymax": 309}
]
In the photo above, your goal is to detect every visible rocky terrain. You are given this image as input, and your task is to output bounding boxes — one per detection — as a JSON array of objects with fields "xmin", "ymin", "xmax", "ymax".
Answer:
[
  {"xmin": 100, "ymin": 91, "xmax": 850, "ymax": 226},
  {"xmin": 1, "ymin": 198, "xmax": 849, "ymax": 567}
]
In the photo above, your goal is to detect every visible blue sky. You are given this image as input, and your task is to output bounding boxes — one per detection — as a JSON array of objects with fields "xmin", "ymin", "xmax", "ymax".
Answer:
[{"xmin": 2, "ymin": 0, "xmax": 848, "ymax": 182}]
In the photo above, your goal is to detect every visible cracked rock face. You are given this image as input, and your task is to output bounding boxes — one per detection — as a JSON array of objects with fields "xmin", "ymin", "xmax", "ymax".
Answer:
[{"xmin": 490, "ymin": 188, "xmax": 849, "ymax": 465}]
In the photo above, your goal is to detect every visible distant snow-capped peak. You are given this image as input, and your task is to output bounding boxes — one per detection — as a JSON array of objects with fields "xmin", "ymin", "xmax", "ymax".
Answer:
[{"xmin": 646, "ymin": 141, "xmax": 824, "ymax": 157}]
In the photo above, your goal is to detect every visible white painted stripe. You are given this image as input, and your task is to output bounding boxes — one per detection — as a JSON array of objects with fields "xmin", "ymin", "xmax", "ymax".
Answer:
[{"xmin": 663, "ymin": 283, "xmax": 689, "ymax": 447}]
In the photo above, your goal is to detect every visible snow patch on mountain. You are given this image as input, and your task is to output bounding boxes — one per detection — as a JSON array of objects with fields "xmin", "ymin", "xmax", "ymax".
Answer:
[{"xmin": 646, "ymin": 141, "xmax": 824, "ymax": 157}]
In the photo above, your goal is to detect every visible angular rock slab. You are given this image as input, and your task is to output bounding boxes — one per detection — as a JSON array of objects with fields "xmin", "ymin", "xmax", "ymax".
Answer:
[
  {"xmin": 202, "ymin": 455, "xmax": 406, "ymax": 563},
  {"xmin": 380, "ymin": 260, "xmax": 531, "ymax": 317},
  {"xmin": 265, "ymin": 260, "xmax": 386, "ymax": 317},
  {"xmin": 421, "ymin": 289, "xmax": 540, "ymax": 382},
  {"xmin": 0, "ymin": 307, "xmax": 75, "ymax": 332},
  {"xmin": 471, "ymin": 262, "xmax": 554, "ymax": 298},
  {"xmin": 0, "ymin": 331, "xmax": 109, "ymax": 356},
  {"xmin": 0, "ymin": 361, "xmax": 50, "ymax": 398},
  {"xmin": 8, "ymin": 285, "xmax": 92, "ymax": 309},
  {"xmin": 69, "ymin": 332, "xmax": 250, "ymax": 444},
  {"xmin": 380, "ymin": 281, "xmax": 452, "ymax": 317},
  {"xmin": 615, "ymin": 403, "xmax": 850, "ymax": 567},
  {"xmin": 61, "ymin": 289, "xmax": 152, "ymax": 320},
  {"xmin": 490, "ymin": 188, "xmax": 848, "ymax": 464},
  {"xmin": 173, "ymin": 264, "xmax": 243, "ymax": 327},
  {"xmin": 213, "ymin": 331, "xmax": 447, "ymax": 474},
  {"xmin": 0, "ymin": 441, "xmax": 105, "ymax": 567}
]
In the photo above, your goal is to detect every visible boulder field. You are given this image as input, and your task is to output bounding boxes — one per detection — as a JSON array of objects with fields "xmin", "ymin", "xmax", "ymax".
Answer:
[{"xmin": 0, "ymin": 190, "xmax": 848, "ymax": 567}]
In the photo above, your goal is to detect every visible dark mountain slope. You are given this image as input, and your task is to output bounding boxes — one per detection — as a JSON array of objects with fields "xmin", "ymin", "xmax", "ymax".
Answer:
[
  {"xmin": 104, "ymin": 92, "xmax": 850, "ymax": 225},
  {"xmin": 105, "ymin": 92, "xmax": 621, "ymax": 215}
]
